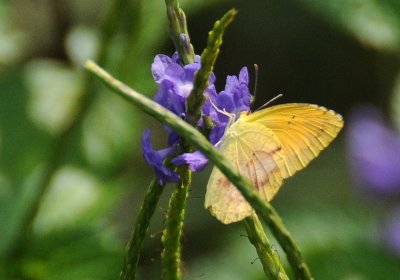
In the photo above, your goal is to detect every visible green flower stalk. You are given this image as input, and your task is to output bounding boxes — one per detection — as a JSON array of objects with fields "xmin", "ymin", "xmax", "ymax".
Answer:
[
  {"xmin": 186, "ymin": 9, "xmax": 237, "ymax": 125},
  {"xmin": 120, "ymin": 180, "xmax": 164, "ymax": 280},
  {"xmin": 161, "ymin": 167, "xmax": 191, "ymax": 280},
  {"xmin": 244, "ymin": 214, "xmax": 289, "ymax": 280},
  {"xmin": 160, "ymin": 1, "xmax": 195, "ymax": 278},
  {"xmin": 165, "ymin": 0, "xmax": 195, "ymax": 64}
]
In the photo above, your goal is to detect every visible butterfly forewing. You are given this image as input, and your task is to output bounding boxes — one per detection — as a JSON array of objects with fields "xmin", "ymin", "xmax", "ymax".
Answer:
[
  {"xmin": 244, "ymin": 103, "xmax": 344, "ymax": 178},
  {"xmin": 205, "ymin": 121, "xmax": 285, "ymax": 224}
]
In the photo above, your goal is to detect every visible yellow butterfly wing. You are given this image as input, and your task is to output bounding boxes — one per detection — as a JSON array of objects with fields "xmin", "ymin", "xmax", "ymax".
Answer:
[
  {"xmin": 243, "ymin": 103, "xmax": 344, "ymax": 178},
  {"xmin": 205, "ymin": 103, "xmax": 343, "ymax": 224},
  {"xmin": 205, "ymin": 121, "xmax": 285, "ymax": 224}
]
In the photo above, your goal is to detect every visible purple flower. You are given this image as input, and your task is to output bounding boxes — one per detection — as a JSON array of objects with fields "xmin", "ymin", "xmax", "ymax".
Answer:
[
  {"xmin": 202, "ymin": 67, "xmax": 252, "ymax": 144},
  {"xmin": 217, "ymin": 67, "xmax": 251, "ymax": 114},
  {"xmin": 141, "ymin": 129, "xmax": 179, "ymax": 185},
  {"xmin": 152, "ymin": 54, "xmax": 215, "ymax": 116},
  {"xmin": 142, "ymin": 53, "xmax": 252, "ymax": 184},
  {"xmin": 347, "ymin": 106, "xmax": 400, "ymax": 259},
  {"xmin": 171, "ymin": 151, "xmax": 208, "ymax": 172},
  {"xmin": 209, "ymin": 123, "xmax": 227, "ymax": 146},
  {"xmin": 347, "ymin": 105, "xmax": 400, "ymax": 197}
]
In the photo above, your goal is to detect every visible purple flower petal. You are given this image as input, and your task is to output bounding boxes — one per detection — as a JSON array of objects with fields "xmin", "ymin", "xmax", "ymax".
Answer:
[
  {"xmin": 238, "ymin": 66, "xmax": 249, "ymax": 85},
  {"xmin": 230, "ymin": 67, "xmax": 251, "ymax": 112},
  {"xmin": 209, "ymin": 124, "xmax": 227, "ymax": 145},
  {"xmin": 347, "ymin": 106, "xmax": 400, "ymax": 196},
  {"xmin": 171, "ymin": 151, "xmax": 209, "ymax": 172},
  {"xmin": 168, "ymin": 131, "xmax": 180, "ymax": 146},
  {"xmin": 202, "ymin": 67, "xmax": 251, "ymax": 128},
  {"xmin": 164, "ymin": 63, "xmax": 185, "ymax": 83},
  {"xmin": 154, "ymin": 80, "xmax": 186, "ymax": 116},
  {"xmin": 141, "ymin": 129, "xmax": 180, "ymax": 185},
  {"xmin": 151, "ymin": 55, "xmax": 173, "ymax": 83},
  {"xmin": 171, "ymin": 52, "xmax": 181, "ymax": 63}
]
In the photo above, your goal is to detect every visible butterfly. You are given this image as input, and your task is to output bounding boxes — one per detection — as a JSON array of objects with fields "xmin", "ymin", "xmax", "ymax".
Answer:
[{"xmin": 204, "ymin": 103, "xmax": 344, "ymax": 224}]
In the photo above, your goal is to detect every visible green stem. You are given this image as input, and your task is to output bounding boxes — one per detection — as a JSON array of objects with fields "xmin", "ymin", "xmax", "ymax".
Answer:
[
  {"xmin": 160, "ymin": 2, "xmax": 194, "ymax": 277},
  {"xmin": 85, "ymin": 61, "xmax": 314, "ymax": 280},
  {"xmin": 120, "ymin": 179, "xmax": 164, "ymax": 280},
  {"xmin": 161, "ymin": 167, "xmax": 191, "ymax": 280},
  {"xmin": 160, "ymin": 28, "xmax": 192, "ymax": 280},
  {"xmin": 186, "ymin": 9, "xmax": 236, "ymax": 125},
  {"xmin": 244, "ymin": 214, "xmax": 289, "ymax": 280},
  {"xmin": 165, "ymin": 0, "xmax": 195, "ymax": 64},
  {"xmin": 160, "ymin": 1, "xmax": 196, "ymax": 277}
]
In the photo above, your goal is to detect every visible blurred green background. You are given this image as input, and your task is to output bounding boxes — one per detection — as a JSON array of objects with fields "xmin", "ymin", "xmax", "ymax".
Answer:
[{"xmin": 1, "ymin": 0, "xmax": 400, "ymax": 279}]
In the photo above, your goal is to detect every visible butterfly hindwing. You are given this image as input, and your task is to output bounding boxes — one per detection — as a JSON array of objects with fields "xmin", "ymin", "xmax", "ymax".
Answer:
[
  {"xmin": 243, "ymin": 103, "xmax": 344, "ymax": 178},
  {"xmin": 205, "ymin": 121, "xmax": 285, "ymax": 224}
]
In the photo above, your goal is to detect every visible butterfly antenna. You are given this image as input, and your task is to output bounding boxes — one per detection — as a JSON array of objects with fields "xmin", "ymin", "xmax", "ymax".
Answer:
[
  {"xmin": 206, "ymin": 95, "xmax": 235, "ymax": 138},
  {"xmin": 207, "ymin": 95, "xmax": 237, "ymax": 130},
  {"xmin": 253, "ymin": 64, "xmax": 259, "ymax": 100},
  {"xmin": 250, "ymin": 64, "xmax": 259, "ymax": 113},
  {"xmin": 207, "ymin": 95, "xmax": 232, "ymax": 119},
  {"xmin": 254, "ymin": 94, "xmax": 283, "ymax": 112}
]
